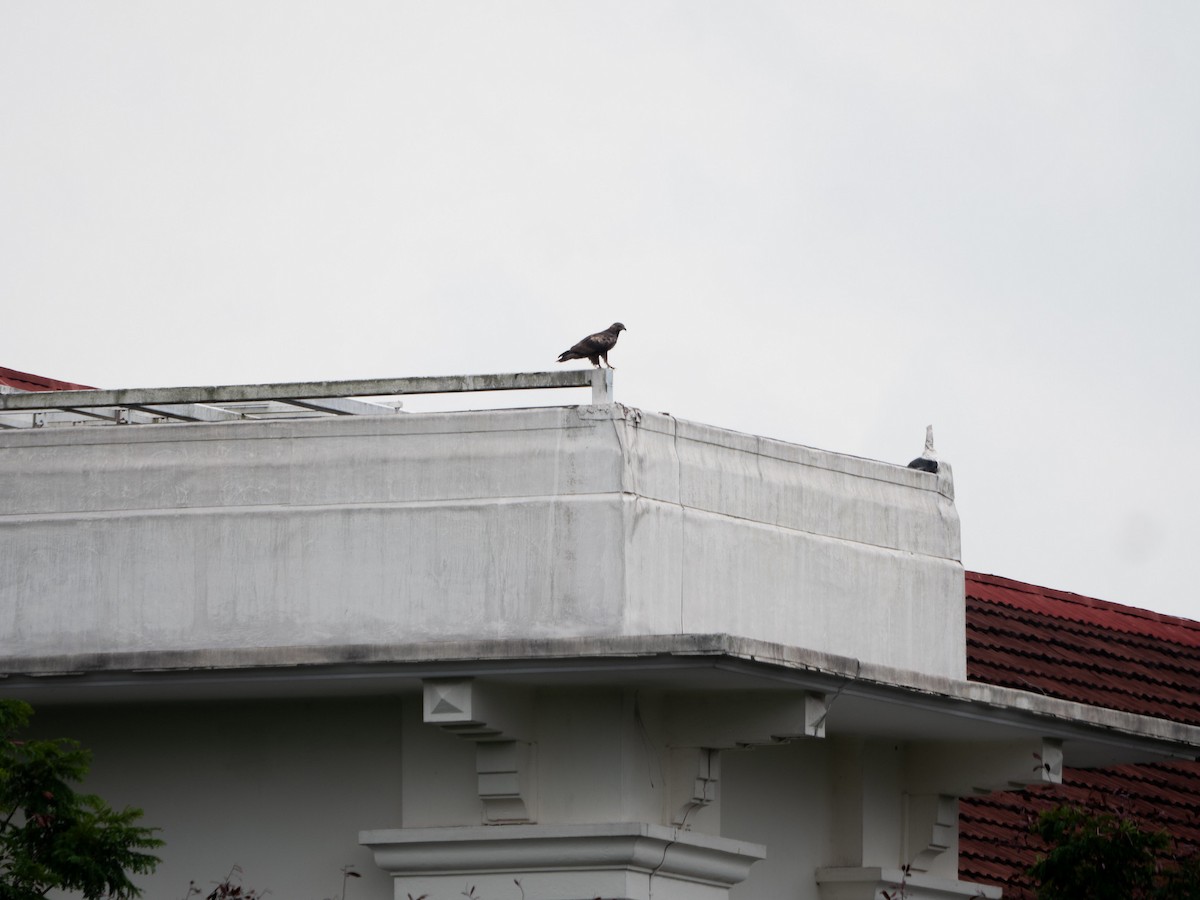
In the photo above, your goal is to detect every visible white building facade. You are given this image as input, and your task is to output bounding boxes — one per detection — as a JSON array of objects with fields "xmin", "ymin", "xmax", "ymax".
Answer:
[{"xmin": 2, "ymin": 374, "xmax": 1196, "ymax": 900}]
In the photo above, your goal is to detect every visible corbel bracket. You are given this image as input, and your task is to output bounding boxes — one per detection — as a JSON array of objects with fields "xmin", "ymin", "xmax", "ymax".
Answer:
[
  {"xmin": 906, "ymin": 737, "xmax": 1064, "ymax": 797},
  {"xmin": 665, "ymin": 692, "xmax": 828, "ymax": 748},
  {"xmin": 903, "ymin": 793, "xmax": 956, "ymax": 872},
  {"xmin": 670, "ymin": 747, "xmax": 721, "ymax": 827},
  {"xmin": 423, "ymin": 678, "xmax": 537, "ymax": 823}
]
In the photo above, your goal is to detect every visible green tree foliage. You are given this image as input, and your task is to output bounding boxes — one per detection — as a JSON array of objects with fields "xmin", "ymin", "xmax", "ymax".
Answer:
[
  {"xmin": 1030, "ymin": 804, "xmax": 1200, "ymax": 900},
  {"xmin": 0, "ymin": 699, "xmax": 161, "ymax": 900}
]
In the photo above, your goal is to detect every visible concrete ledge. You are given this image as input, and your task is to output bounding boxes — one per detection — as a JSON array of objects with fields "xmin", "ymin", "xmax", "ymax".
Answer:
[
  {"xmin": 361, "ymin": 822, "xmax": 766, "ymax": 900},
  {"xmin": 816, "ymin": 866, "xmax": 1001, "ymax": 900}
]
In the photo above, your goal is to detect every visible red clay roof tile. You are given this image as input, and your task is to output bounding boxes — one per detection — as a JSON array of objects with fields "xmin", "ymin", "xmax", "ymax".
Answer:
[{"xmin": 0, "ymin": 365, "xmax": 96, "ymax": 392}]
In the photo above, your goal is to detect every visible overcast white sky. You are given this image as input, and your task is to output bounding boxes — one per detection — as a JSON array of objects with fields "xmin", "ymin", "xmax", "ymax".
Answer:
[{"xmin": 3, "ymin": 2, "xmax": 1198, "ymax": 619}]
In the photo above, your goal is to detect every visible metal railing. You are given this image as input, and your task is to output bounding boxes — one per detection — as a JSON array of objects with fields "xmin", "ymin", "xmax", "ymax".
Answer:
[{"xmin": 0, "ymin": 369, "xmax": 614, "ymax": 429}]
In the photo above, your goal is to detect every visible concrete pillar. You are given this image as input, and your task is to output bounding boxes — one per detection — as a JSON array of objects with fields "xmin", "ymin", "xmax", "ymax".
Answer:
[{"xmin": 817, "ymin": 738, "xmax": 1004, "ymax": 900}]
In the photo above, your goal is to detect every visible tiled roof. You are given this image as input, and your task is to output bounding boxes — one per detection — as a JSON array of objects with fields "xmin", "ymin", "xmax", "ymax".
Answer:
[
  {"xmin": 960, "ymin": 761, "xmax": 1200, "ymax": 898},
  {"xmin": 0, "ymin": 365, "xmax": 96, "ymax": 392},
  {"xmin": 966, "ymin": 572, "xmax": 1200, "ymax": 726},
  {"xmin": 961, "ymin": 572, "xmax": 1200, "ymax": 897}
]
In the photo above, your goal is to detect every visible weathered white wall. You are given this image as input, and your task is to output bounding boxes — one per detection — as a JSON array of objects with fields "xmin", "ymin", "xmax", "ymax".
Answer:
[
  {"xmin": 721, "ymin": 740, "xmax": 837, "ymax": 900},
  {"xmin": 26, "ymin": 688, "xmax": 991, "ymax": 900},
  {"xmin": 28, "ymin": 698, "xmax": 402, "ymax": 900},
  {"xmin": 1, "ymin": 405, "xmax": 963, "ymax": 677}
]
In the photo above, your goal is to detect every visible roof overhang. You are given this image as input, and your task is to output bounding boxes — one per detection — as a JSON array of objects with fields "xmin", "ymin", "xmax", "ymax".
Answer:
[{"xmin": 3, "ymin": 634, "xmax": 1195, "ymax": 771}]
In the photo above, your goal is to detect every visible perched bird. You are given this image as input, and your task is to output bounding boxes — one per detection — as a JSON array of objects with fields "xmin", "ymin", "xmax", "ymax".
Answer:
[
  {"xmin": 557, "ymin": 322, "xmax": 626, "ymax": 369},
  {"xmin": 907, "ymin": 425, "xmax": 939, "ymax": 473}
]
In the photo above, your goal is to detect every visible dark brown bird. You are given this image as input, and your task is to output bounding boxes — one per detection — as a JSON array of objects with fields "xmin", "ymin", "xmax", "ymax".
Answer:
[{"xmin": 556, "ymin": 322, "xmax": 626, "ymax": 368}]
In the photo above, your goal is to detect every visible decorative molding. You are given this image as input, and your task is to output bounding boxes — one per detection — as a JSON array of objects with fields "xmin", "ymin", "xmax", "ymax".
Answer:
[
  {"xmin": 423, "ymin": 678, "xmax": 532, "ymax": 742},
  {"xmin": 475, "ymin": 740, "xmax": 537, "ymax": 823},
  {"xmin": 671, "ymin": 747, "xmax": 720, "ymax": 827},
  {"xmin": 362, "ymin": 822, "xmax": 766, "ymax": 900},
  {"xmin": 903, "ymin": 794, "xmax": 956, "ymax": 872}
]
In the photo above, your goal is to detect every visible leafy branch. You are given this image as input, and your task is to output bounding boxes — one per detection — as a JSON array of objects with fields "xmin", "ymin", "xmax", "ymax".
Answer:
[{"xmin": 1, "ymin": 699, "xmax": 162, "ymax": 900}]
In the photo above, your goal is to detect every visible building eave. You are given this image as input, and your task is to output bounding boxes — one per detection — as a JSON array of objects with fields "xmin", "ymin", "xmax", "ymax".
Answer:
[{"xmin": 4, "ymin": 633, "xmax": 1196, "ymax": 766}]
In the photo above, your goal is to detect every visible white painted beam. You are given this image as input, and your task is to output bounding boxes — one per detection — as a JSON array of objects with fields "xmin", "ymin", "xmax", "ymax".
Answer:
[
  {"xmin": 0, "ymin": 370, "xmax": 606, "ymax": 412},
  {"xmin": 127, "ymin": 404, "xmax": 244, "ymax": 423},
  {"xmin": 275, "ymin": 397, "xmax": 401, "ymax": 416}
]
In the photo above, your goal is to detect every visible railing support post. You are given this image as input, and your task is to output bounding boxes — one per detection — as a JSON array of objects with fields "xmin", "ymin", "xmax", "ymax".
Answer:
[{"xmin": 590, "ymin": 368, "xmax": 613, "ymax": 405}]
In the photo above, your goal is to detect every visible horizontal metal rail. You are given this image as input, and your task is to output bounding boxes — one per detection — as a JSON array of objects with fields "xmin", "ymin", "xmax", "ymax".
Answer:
[{"xmin": 0, "ymin": 369, "xmax": 614, "ymax": 420}]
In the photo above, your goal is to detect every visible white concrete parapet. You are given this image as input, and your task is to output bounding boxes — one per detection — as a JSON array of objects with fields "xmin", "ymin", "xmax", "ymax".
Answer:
[{"xmin": 0, "ymin": 401, "xmax": 963, "ymax": 678}]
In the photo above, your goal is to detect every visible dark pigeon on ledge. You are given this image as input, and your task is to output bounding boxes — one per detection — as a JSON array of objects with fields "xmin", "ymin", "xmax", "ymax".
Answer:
[
  {"xmin": 907, "ymin": 425, "xmax": 939, "ymax": 473},
  {"xmin": 557, "ymin": 322, "xmax": 626, "ymax": 369}
]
